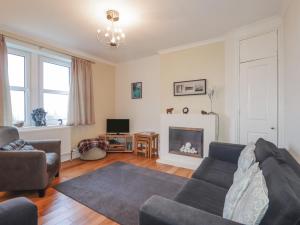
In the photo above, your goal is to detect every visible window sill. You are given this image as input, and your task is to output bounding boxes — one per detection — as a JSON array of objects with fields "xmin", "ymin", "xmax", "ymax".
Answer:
[{"xmin": 18, "ymin": 125, "xmax": 71, "ymax": 132}]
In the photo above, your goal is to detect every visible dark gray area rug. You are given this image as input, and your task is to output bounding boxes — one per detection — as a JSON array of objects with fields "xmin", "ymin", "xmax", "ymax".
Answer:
[{"xmin": 54, "ymin": 161, "xmax": 187, "ymax": 225}]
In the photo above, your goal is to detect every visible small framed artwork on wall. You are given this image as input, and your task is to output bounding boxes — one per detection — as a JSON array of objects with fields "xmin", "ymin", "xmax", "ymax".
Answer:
[
  {"xmin": 131, "ymin": 82, "xmax": 142, "ymax": 99},
  {"xmin": 174, "ymin": 79, "xmax": 206, "ymax": 96}
]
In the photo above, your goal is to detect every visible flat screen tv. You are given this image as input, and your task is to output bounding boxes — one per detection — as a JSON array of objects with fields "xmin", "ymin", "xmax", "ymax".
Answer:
[{"xmin": 106, "ymin": 119, "xmax": 130, "ymax": 134}]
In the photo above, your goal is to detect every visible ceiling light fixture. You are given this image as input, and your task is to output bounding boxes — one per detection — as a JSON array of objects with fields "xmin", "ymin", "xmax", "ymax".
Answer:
[{"xmin": 97, "ymin": 10, "xmax": 126, "ymax": 48}]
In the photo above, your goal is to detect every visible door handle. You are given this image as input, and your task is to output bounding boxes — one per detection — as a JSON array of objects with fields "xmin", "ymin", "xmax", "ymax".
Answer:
[{"xmin": 270, "ymin": 127, "xmax": 275, "ymax": 130}]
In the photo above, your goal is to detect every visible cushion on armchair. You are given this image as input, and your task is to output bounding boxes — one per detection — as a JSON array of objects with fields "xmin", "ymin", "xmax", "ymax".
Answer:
[{"xmin": 0, "ymin": 139, "xmax": 35, "ymax": 151}]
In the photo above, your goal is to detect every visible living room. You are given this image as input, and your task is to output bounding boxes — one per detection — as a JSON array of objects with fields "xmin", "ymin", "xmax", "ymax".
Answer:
[{"xmin": 0, "ymin": 0, "xmax": 299, "ymax": 225}]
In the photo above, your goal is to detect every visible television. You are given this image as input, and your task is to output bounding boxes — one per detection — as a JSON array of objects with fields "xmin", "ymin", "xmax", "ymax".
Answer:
[{"xmin": 106, "ymin": 119, "xmax": 130, "ymax": 134}]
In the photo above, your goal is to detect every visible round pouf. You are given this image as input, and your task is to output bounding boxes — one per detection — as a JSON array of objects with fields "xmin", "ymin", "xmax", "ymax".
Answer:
[{"xmin": 80, "ymin": 147, "xmax": 107, "ymax": 161}]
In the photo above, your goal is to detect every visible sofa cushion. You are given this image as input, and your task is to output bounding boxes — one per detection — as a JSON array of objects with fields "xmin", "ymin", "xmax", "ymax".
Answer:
[
  {"xmin": 46, "ymin": 153, "xmax": 59, "ymax": 177},
  {"xmin": 192, "ymin": 158, "xmax": 237, "ymax": 189},
  {"xmin": 254, "ymin": 138, "xmax": 279, "ymax": 163},
  {"xmin": 175, "ymin": 178, "xmax": 227, "ymax": 216},
  {"xmin": 260, "ymin": 157, "xmax": 300, "ymax": 225}
]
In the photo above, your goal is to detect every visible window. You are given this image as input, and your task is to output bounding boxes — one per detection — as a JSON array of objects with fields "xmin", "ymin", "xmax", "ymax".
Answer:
[
  {"xmin": 7, "ymin": 49, "xmax": 29, "ymax": 124},
  {"xmin": 7, "ymin": 43, "xmax": 71, "ymax": 127},
  {"xmin": 40, "ymin": 57, "xmax": 70, "ymax": 125}
]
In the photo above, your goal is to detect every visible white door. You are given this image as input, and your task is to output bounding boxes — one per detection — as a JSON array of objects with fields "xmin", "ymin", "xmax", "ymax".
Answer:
[{"xmin": 239, "ymin": 57, "xmax": 278, "ymax": 145}]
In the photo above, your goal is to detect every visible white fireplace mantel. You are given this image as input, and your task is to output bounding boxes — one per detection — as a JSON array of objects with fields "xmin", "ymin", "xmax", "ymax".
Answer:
[{"xmin": 157, "ymin": 114, "xmax": 217, "ymax": 169}]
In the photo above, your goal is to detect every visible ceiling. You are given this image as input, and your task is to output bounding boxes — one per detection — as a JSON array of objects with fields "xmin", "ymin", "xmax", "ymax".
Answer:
[{"xmin": 0, "ymin": 0, "xmax": 284, "ymax": 63}]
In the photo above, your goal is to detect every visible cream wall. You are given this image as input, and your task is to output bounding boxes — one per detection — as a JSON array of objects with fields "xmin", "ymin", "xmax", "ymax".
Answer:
[
  {"xmin": 160, "ymin": 42, "xmax": 226, "ymax": 141},
  {"xmin": 283, "ymin": 0, "xmax": 300, "ymax": 161},
  {"xmin": 71, "ymin": 61, "xmax": 115, "ymax": 148},
  {"xmin": 115, "ymin": 55, "xmax": 160, "ymax": 133}
]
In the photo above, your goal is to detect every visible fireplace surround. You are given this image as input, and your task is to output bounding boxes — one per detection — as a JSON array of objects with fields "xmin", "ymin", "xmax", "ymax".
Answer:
[{"xmin": 157, "ymin": 114, "xmax": 217, "ymax": 169}]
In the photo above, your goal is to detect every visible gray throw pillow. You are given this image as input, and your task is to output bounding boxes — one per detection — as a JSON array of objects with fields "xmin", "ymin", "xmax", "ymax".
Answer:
[{"xmin": 254, "ymin": 138, "xmax": 279, "ymax": 163}]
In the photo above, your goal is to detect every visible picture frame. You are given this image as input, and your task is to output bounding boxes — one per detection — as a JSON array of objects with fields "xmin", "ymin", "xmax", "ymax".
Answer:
[
  {"xmin": 173, "ymin": 79, "xmax": 206, "ymax": 96},
  {"xmin": 131, "ymin": 82, "xmax": 142, "ymax": 99}
]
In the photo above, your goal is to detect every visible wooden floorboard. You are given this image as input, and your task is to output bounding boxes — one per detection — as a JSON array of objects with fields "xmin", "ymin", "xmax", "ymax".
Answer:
[{"xmin": 0, "ymin": 153, "xmax": 193, "ymax": 225}]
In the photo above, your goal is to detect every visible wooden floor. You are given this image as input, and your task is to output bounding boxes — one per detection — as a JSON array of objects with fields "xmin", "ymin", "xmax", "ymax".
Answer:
[{"xmin": 0, "ymin": 153, "xmax": 193, "ymax": 225}]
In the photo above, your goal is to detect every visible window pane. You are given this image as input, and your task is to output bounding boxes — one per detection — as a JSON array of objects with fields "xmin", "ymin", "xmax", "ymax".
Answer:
[
  {"xmin": 8, "ymin": 54, "xmax": 25, "ymax": 87},
  {"xmin": 10, "ymin": 90, "xmax": 25, "ymax": 122},
  {"xmin": 43, "ymin": 93, "xmax": 68, "ymax": 124},
  {"xmin": 43, "ymin": 62, "xmax": 70, "ymax": 91}
]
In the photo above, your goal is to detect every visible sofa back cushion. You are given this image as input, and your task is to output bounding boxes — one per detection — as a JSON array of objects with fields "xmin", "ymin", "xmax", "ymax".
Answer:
[
  {"xmin": 260, "ymin": 157, "xmax": 300, "ymax": 225},
  {"xmin": 0, "ymin": 126, "xmax": 19, "ymax": 148},
  {"xmin": 254, "ymin": 138, "xmax": 279, "ymax": 163},
  {"xmin": 276, "ymin": 148, "xmax": 300, "ymax": 178}
]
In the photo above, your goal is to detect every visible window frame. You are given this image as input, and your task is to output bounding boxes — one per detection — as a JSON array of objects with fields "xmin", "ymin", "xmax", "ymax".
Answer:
[
  {"xmin": 39, "ymin": 56, "xmax": 71, "ymax": 124},
  {"xmin": 7, "ymin": 48, "xmax": 31, "ymax": 125}
]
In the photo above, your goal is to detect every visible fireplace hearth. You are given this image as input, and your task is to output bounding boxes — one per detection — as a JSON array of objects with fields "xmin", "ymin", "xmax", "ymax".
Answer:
[{"xmin": 169, "ymin": 127, "xmax": 203, "ymax": 158}]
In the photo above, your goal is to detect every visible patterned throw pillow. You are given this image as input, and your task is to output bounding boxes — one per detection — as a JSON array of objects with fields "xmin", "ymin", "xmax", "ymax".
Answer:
[
  {"xmin": 234, "ymin": 144, "xmax": 256, "ymax": 182},
  {"xmin": 232, "ymin": 170, "xmax": 269, "ymax": 225},
  {"xmin": 0, "ymin": 139, "xmax": 35, "ymax": 151},
  {"xmin": 223, "ymin": 163, "xmax": 260, "ymax": 220}
]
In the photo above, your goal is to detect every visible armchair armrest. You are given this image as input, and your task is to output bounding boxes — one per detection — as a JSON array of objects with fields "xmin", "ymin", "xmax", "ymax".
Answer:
[
  {"xmin": 209, "ymin": 142, "xmax": 245, "ymax": 164},
  {"xmin": 27, "ymin": 140, "xmax": 61, "ymax": 156},
  {"xmin": 140, "ymin": 196, "xmax": 243, "ymax": 225},
  {"xmin": 0, "ymin": 197, "xmax": 37, "ymax": 225},
  {"xmin": 0, "ymin": 150, "xmax": 48, "ymax": 191}
]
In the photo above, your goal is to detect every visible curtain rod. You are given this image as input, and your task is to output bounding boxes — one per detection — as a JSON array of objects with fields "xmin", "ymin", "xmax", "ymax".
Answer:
[{"xmin": 1, "ymin": 33, "xmax": 95, "ymax": 64}]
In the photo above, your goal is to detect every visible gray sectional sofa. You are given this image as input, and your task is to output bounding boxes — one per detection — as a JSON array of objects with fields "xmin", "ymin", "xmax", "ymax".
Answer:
[
  {"xmin": 0, "ymin": 197, "xmax": 37, "ymax": 225},
  {"xmin": 140, "ymin": 139, "xmax": 300, "ymax": 225}
]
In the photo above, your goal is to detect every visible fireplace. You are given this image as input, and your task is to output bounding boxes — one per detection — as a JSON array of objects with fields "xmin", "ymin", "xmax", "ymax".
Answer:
[{"xmin": 169, "ymin": 127, "xmax": 203, "ymax": 158}]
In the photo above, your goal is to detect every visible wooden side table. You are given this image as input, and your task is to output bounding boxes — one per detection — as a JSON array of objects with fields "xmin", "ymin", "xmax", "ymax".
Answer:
[{"xmin": 134, "ymin": 132, "xmax": 159, "ymax": 158}]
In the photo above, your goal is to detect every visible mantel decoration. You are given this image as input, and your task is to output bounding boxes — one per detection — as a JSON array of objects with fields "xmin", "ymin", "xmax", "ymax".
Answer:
[
  {"xmin": 97, "ymin": 10, "xmax": 126, "ymax": 47},
  {"xmin": 166, "ymin": 108, "xmax": 174, "ymax": 114},
  {"xmin": 131, "ymin": 82, "xmax": 142, "ymax": 99},
  {"xmin": 182, "ymin": 107, "xmax": 189, "ymax": 114},
  {"xmin": 174, "ymin": 79, "xmax": 206, "ymax": 96},
  {"xmin": 207, "ymin": 87, "xmax": 215, "ymax": 114},
  {"xmin": 31, "ymin": 108, "xmax": 47, "ymax": 127}
]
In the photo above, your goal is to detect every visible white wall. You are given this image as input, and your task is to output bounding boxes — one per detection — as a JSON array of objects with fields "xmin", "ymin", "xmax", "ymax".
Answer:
[
  {"xmin": 283, "ymin": 0, "xmax": 300, "ymax": 161},
  {"xmin": 115, "ymin": 55, "xmax": 160, "ymax": 133}
]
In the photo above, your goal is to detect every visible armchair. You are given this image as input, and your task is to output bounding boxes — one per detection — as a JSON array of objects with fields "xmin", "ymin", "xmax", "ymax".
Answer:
[{"xmin": 0, "ymin": 126, "xmax": 61, "ymax": 197}]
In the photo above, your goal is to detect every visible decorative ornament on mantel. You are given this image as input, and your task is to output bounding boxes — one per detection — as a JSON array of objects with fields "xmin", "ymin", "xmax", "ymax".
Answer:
[
  {"xmin": 97, "ymin": 10, "xmax": 126, "ymax": 48},
  {"xmin": 207, "ymin": 87, "xmax": 215, "ymax": 114}
]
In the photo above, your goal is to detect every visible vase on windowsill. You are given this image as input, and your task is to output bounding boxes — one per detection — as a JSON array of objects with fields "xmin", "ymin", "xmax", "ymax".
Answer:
[{"xmin": 31, "ymin": 108, "xmax": 47, "ymax": 127}]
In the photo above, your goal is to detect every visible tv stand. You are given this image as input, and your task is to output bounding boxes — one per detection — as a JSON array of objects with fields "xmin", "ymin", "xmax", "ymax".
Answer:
[{"xmin": 99, "ymin": 133, "xmax": 133, "ymax": 153}]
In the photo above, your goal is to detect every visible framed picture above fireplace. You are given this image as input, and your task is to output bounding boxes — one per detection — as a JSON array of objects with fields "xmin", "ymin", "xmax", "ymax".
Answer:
[{"xmin": 174, "ymin": 79, "xmax": 206, "ymax": 96}]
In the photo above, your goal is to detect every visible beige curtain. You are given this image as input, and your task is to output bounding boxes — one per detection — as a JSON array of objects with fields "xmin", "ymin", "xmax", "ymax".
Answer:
[
  {"xmin": 0, "ymin": 35, "xmax": 12, "ymax": 126},
  {"xmin": 67, "ymin": 57, "xmax": 95, "ymax": 126}
]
